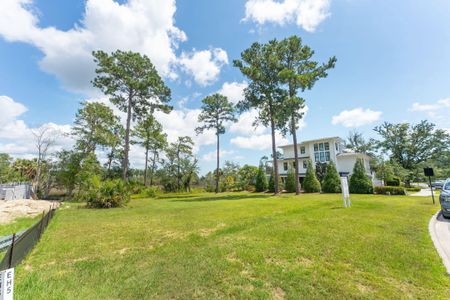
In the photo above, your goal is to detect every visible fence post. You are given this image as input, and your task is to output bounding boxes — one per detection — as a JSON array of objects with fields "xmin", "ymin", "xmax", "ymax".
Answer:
[{"xmin": 8, "ymin": 233, "xmax": 16, "ymax": 268}]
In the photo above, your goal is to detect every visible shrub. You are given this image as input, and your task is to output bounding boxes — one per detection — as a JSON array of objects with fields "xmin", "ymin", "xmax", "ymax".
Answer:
[
  {"xmin": 84, "ymin": 179, "xmax": 130, "ymax": 208},
  {"xmin": 268, "ymin": 173, "xmax": 283, "ymax": 193},
  {"xmin": 255, "ymin": 163, "xmax": 268, "ymax": 192},
  {"xmin": 405, "ymin": 187, "xmax": 421, "ymax": 192},
  {"xmin": 303, "ymin": 160, "xmax": 321, "ymax": 193},
  {"xmin": 284, "ymin": 168, "xmax": 296, "ymax": 193},
  {"xmin": 386, "ymin": 176, "xmax": 400, "ymax": 186},
  {"xmin": 143, "ymin": 186, "xmax": 160, "ymax": 198},
  {"xmin": 322, "ymin": 162, "xmax": 341, "ymax": 193},
  {"xmin": 349, "ymin": 159, "xmax": 373, "ymax": 194},
  {"xmin": 374, "ymin": 186, "xmax": 406, "ymax": 195}
]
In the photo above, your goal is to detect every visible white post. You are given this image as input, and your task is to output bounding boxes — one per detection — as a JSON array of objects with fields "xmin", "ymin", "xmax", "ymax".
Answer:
[
  {"xmin": 0, "ymin": 268, "xmax": 14, "ymax": 300},
  {"xmin": 340, "ymin": 177, "xmax": 351, "ymax": 208}
]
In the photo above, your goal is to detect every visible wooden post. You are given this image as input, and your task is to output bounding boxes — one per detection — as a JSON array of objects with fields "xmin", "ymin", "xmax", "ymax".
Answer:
[{"xmin": 8, "ymin": 233, "xmax": 16, "ymax": 268}]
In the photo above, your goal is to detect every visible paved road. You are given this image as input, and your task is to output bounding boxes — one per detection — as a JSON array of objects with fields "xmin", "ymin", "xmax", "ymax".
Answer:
[
  {"xmin": 410, "ymin": 188, "xmax": 438, "ymax": 197},
  {"xmin": 429, "ymin": 211, "xmax": 450, "ymax": 274}
]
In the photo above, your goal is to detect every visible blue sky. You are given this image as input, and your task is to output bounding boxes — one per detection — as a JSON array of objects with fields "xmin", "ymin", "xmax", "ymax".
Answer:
[{"xmin": 1, "ymin": 0, "xmax": 450, "ymax": 174}]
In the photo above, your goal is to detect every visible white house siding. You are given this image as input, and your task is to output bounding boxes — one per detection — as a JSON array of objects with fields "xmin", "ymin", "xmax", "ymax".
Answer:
[{"xmin": 276, "ymin": 137, "xmax": 371, "ymax": 180}]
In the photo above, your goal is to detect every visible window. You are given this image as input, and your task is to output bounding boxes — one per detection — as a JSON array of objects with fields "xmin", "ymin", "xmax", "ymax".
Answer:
[
  {"xmin": 300, "ymin": 146, "xmax": 305, "ymax": 154},
  {"xmin": 283, "ymin": 162, "xmax": 288, "ymax": 171},
  {"xmin": 292, "ymin": 162, "xmax": 296, "ymax": 168},
  {"xmin": 303, "ymin": 160, "xmax": 307, "ymax": 169},
  {"xmin": 335, "ymin": 142, "xmax": 339, "ymax": 151},
  {"xmin": 314, "ymin": 142, "xmax": 331, "ymax": 162}
]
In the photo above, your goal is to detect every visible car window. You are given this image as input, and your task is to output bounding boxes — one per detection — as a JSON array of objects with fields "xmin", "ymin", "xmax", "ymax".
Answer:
[{"xmin": 444, "ymin": 182, "xmax": 450, "ymax": 190}]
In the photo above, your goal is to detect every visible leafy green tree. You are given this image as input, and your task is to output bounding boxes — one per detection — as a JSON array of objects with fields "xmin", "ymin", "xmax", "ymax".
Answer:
[
  {"xmin": 0, "ymin": 153, "xmax": 14, "ymax": 183},
  {"xmin": 276, "ymin": 36, "xmax": 336, "ymax": 195},
  {"xmin": 237, "ymin": 164, "xmax": 258, "ymax": 191},
  {"xmin": 105, "ymin": 123, "xmax": 125, "ymax": 176},
  {"xmin": 346, "ymin": 130, "xmax": 375, "ymax": 155},
  {"xmin": 268, "ymin": 172, "xmax": 283, "ymax": 193},
  {"xmin": 303, "ymin": 160, "xmax": 321, "ymax": 193},
  {"xmin": 234, "ymin": 40, "xmax": 287, "ymax": 194},
  {"xmin": 92, "ymin": 50, "xmax": 171, "ymax": 180},
  {"xmin": 374, "ymin": 120, "xmax": 449, "ymax": 170},
  {"xmin": 349, "ymin": 159, "xmax": 373, "ymax": 194},
  {"xmin": 73, "ymin": 101, "xmax": 119, "ymax": 154},
  {"xmin": 284, "ymin": 167, "xmax": 296, "ymax": 193},
  {"xmin": 132, "ymin": 116, "xmax": 167, "ymax": 186},
  {"xmin": 196, "ymin": 94, "xmax": 236, "ymax": 193},
  {"xmin": 162, "ymin": 136, "xmax": 194, "ymax": 191},
  {"xmin": 322, "ymin": 162, "xmax": 341, "ymax": 193},
  {"xmin": 255, "ymin": 163, "xmax": 268, "ymax": 192}
]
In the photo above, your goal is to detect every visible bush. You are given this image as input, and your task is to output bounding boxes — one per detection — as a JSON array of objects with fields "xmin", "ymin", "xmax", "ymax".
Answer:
[
  {"xmin": 84, "ymin": 179, "xmax": 130, "ymax": 208},
  {"xmin": 268, "ymin": 173, "xmax": 283, "ymax": 193},
  {"xmin": 405, "ymin": 187, "xmax": 421, "ymax": 192},
  {"xmin": 284, "ymin": 168, "xmax": 296, "ymax": 193},
  {"xmin": 143, "ymin": 186, "xmax": 160, "ymax": 198},
  {"xmin": 374, "ymin": 186, "xmax": 406, "ymax": 195},
  {"xmin": 349, "ymin": 159, "xmax": 373, "ymax": 194},
  {"xmin": 303, "ymin": 160, "xmax": 321, "ymax": 193},
  {"xmin": 255, "ymin": 163, "xmax": 268, "ymax": 192},
  {"xmin": 386, "ymin": 176, "xmax": 400, "ymax": 186},
  {"xmin": 322, "ymin": 162, "xmax": 341, "ymax": 193}
]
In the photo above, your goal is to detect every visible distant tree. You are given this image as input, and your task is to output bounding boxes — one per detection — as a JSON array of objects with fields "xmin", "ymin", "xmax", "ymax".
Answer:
[
  {"xmin": 346, "ymin": 130, "xmax": 375, "ymax": 154},
  {"xmin": 72, "ymin": 102, "xmax": 119, "ymax": 155},
  {"xmin": 162, "ymin": 136, "xmax": 194, "ymax": 191},
  {"xmin": 132, "ymin": 116, "xmax": 167, "ymax": 186},
  {"xmin": 234, "ymin": 40, "xmax": 287, "ymax": 194},
  {"xmin": 92, "ymin": 50, "xmax": 171, "ymax": 180},
  {"xmin": 268, "ymin": 172, "xmax": 283, "ymax": 193},
  {"xmin": 322, "ymin": 162, "xmax": 341, "ymax": 193},
  {"xmin": 105, "ymin": 123, "xmax": 125, "ymax": 176},
  {"xmin": 303, "ymin": 160, "xmax": 321, "ymax": 193},
  {"xmin": 196, "ymin": 94, "xmax": 236, "ymax": 193},
  {"xmin": 0, "ymin": 153, "xmax": 13, "ymax": 183},
  {"xmin": 276, "ymin": 35, "xmax": 336, "ymax": 195},
  {"xmin": 374, "ymin": 120, "xmax": 449, "ymax": 170},
  {"xmin": 31, "ymin": 125, "xmax": 58, "ymax": 195},
  {"xmin": 349, "ymin": 159, "xmax": 373, "ymax": 194},
  {"xmin": 237, "ymin": 164, "xmax": 258, "ymax": 191},
  {"xmin": 284, "ymin": 167, "xmax": 296, "ymax": 193},
  {"xmin": 255, "ymin": 163, "xmax": 268, "ymax": 192}
]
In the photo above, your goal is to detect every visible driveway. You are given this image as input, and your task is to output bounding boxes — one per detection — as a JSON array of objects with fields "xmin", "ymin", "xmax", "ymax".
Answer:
[
  {"xmin": 429, "ymin": 211, "xmax": 450, "ymax": 274},
  {"xmin": 410, "ymin": 188, "xmax": 438, "ymax": 197}
]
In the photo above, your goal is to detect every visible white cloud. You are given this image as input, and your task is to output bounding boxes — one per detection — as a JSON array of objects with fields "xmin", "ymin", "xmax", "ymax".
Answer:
[
  {"xmin": 0, "ymin": 0, "xmax": 230, "ymax": 94},
  {"xmin": 217, "ymin": 81, "xmax": 248, "ymax": 104},
  {"xmin": 230, "ymin": 133, "xmax": 289, "ymax": 150},
  {"xmin": 243, "ymin": 0, "xmax": 331, "ymax": 32},
  {"xmin": 179, "ymin": 48, "xmax": 229, "ymax": 86},
  {"xmin": 201, "ymin": 150, "xmax": 235, "ymax": 162},
  {"xmin": 0, "ymin": 95, "xmax": 73, "ymax": 157},
  {"xmin": 331, "ymin": 108, "xmax": 382, "ymax": 128},
  {"xmin": 410, "ymin": 98, "xmax": 450, "ymax": 112}
]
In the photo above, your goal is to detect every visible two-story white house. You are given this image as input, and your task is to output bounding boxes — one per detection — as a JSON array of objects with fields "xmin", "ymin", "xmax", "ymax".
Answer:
[{"xmin": 275, "ymin": 137, "xmax": 373, "ymax": 184}]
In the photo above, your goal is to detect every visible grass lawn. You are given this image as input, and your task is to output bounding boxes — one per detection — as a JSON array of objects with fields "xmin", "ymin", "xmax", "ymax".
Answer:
[
  {"xmin": 11, "ymin": 193, "xmax": 450, "ymax": 299},
  {"xmin": 0, "ymin": 215, "xmax": 41, "ymax": 236}
]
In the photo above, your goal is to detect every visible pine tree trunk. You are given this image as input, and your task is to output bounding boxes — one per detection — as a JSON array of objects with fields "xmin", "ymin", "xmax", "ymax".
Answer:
[
  {"xmin": 216, "ymin": 133, "xmax": 220, "ymax": 193},
  {"xmin": 291, "ymin": 115, "xmax": 301, "ymax": 195},
  {"xmin": 144, "ymin": 147, "xmax": 149, "ymax": 186},
  {"xmin": 150, "ymin": 152, "xmax": 157, "ymax": 186},
  {"xmin": 269, "ymin": 103, "xmax": 279, "ymax": 194},
  {"xmin": 123, "ymin": 94, "xmax": 132, "ymax": 180}
]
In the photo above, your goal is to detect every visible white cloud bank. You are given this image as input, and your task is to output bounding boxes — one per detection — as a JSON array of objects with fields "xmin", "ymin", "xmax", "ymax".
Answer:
[
  {"xmin": 331, "ymin": 108, "xmax": 382, "ymax": 128},
  {"xmin": 243, "ymin": 0, "xmax": 331, "ymax": 32},
  {"xmin": 0, "ymin": 0, "xmax": 227, "ymax": 93},
  {"xmin": 217, "ymin": 81, "xmax": 248, "ymax": 104},
  {"xmin": 0, "ymin": 95, "xmax": 73, "ymax": 157}
]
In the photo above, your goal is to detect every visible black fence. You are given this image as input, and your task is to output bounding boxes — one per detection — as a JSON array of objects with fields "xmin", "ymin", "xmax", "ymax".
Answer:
[{"xmin": 0, "ymin": 207, "xmax": 56, "ymax": 271}]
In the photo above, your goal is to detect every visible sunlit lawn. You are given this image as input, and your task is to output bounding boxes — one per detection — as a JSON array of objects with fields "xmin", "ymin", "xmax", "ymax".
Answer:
[{"xmin": 11, "ymin": 192, "xmax": 450, "ymax": 299}]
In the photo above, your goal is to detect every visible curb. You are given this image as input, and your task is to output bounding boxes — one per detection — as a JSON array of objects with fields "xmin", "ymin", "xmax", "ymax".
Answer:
[{"xmin": 428, "ymin": 210, "xmax": 450, "ymax": 275}]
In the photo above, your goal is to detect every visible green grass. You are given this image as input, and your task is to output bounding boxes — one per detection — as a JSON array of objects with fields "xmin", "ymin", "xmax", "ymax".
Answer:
[
  {"xmin": 0, "ymin": 215, "xmax": 41, "ymax": 236},
  {"xmin": 11, "ymin": 193, "xmax": 450, "ymax": 299}
]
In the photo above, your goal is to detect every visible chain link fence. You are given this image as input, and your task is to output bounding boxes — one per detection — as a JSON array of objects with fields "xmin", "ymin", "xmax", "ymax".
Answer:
[{"xmin": 0, "ymin": 207, "xmax": 56, "ymax": 271}]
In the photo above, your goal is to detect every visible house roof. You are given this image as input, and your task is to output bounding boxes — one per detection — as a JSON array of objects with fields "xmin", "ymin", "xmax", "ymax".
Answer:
[{"xmin": 278, "ymin": 136, "xmax": 343, "ymax": 149}]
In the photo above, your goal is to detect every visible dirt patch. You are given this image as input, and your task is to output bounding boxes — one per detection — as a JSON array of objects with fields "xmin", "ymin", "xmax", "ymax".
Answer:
[
  {"xmin": 272, "ymin": 287, "xmax": 286, "ymax": 300},
  {"xmin": 0, "ymin": 199, "xmax": 59, "ymax": 224}
]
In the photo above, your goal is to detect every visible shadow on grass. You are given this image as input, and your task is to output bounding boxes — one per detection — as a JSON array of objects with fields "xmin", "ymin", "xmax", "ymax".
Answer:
[
  {"xmin": 172, "ymin": 194, "xmax": 272, "ymax": 202},
  {"xmin": 157, "ymin": 194, "xmax": 200, "ymax": 199}
]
